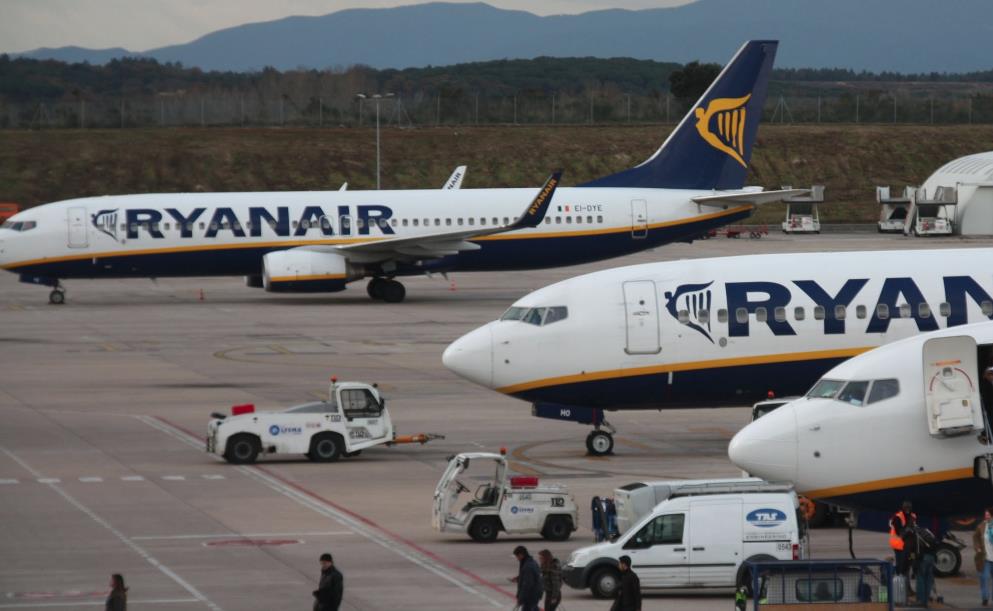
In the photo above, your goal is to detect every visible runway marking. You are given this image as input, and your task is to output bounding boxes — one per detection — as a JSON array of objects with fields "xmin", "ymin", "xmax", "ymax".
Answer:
[
  {"xmin": 0, "ymin": 478, "xmax": 18, "ymax": 484},
  {"xmin": 78, "ymin": 477, "xmax": 103, "ymax": 483},
  {"xmin": 161, "ymin": 475, "xmax": 186, "ymax": 481},
  {"xmin": 0, "ymin": 445, "xmax": 223, "ymax": 611},
  {"xmin": 201, "ymin": 474, "xmax": 225, "ymax": 480},
  {"xmin": 140, "ymin": 415, "xmax": 514, "ymax": 608},
  {"xmin": 0, "ymin": 599, "xmax": 199, "ymax": 608},
  {"xmin": 121, "ymin": 475, "xmax": 145, "ymax": 481},
  {"xmin": 131, "ymin": 531, "xmax": 352, "ymax": 541}
]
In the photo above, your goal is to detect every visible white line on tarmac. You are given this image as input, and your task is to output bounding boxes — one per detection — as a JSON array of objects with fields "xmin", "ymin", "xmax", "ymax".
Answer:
[
  {"xmin": 137, "ymin": 415, "xmax": 508, "ymax": 609},
  {"xmin": 131, "ymin": 531, "xmax": 353, "ymax": 540},
  {"xmin": 0, "ymin": 445, "xmax": 223, "ymax": 611},
  {"xmin": 0, "ymin": 478, "xmax": 18, "ymax": 484},
  {"xmin": 0, "ymin": 599, "xmax": 198, "ymax": 608},
  {"xmin": 78, "ymin": 477, "xmax": 103, "ymax": 482}
]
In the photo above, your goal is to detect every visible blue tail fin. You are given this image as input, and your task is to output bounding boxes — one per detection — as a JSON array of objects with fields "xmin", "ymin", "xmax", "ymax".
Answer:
[{"xmin": 581, "ymin": 40, "xmax": 777, "ymax": 191}]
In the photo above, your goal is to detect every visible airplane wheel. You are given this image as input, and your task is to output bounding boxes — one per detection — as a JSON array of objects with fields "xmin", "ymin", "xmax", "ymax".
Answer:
[
  {"xmin": 380, "ymin": 280, "xmax": 406, "ymax": 303},
  {"xmin": 586, "ymin": 431, "xmax": 614, "ymax": 456},
  {"xmin": 367, "ymin": 278, "xmax": 385, "ymax": 300},
  {"xmin": 49, "ymin": 289, "xmax": 65, "ymax": 305},
  {"xmin": 934, "ymin": 543, "xmax": 962, "ymax": 577}
]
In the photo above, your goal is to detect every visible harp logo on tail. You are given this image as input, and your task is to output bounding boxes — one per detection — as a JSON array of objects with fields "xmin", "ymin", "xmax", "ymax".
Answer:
[
  {"xmin": 694, "ymin": 95, "xmax": 751, "ymax": 168},
  {"xmin": 664, "ymin": 281, "xmax": 715, "ymax": 343}
]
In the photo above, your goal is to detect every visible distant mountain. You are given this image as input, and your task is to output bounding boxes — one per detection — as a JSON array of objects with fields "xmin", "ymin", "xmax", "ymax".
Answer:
[{"xmin": 15, "ymin": 0, "xmax": 993, "ymax": 73}]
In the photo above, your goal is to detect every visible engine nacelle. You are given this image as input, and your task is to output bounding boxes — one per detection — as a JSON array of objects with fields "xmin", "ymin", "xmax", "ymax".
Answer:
[{"xmin": 262, "ymin": 250, "xmax": 352, "ymax": 293}]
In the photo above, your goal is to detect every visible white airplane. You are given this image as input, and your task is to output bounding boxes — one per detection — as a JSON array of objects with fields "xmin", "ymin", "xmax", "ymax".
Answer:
[
  {"xmin": 728, "ymin": 321, "xmax": 993, "ymax": 551},
  {"xmin": 443, "ymin": 248, "xmax": 993, "ymax": 454},
  {"xmin": 0, "ymin": 41, "xmax": 794, "ymax": 305}
]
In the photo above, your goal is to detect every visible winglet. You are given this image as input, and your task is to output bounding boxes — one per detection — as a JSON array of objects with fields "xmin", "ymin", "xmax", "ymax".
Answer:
[{"xmin": 511, "ymin": 171, "xmax": 562, "ymax": 229}]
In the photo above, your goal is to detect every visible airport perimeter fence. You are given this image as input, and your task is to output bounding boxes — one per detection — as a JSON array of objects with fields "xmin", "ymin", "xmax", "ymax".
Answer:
[{"xmin": 5, "ymin": 90, "xmax": 993, "ymax": 129}]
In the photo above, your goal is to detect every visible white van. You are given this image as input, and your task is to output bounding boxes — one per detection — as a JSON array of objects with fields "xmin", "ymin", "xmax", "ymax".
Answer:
[
  {"xmin": 562, "ymin": 491, "xmax": 808, "ymax": 598},
  {"xmin": 614, "ymin": 478, "xmax": 769, "ymax": 534}
]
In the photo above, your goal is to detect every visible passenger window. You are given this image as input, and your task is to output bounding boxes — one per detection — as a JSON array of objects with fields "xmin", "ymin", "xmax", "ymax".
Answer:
[
  {"xmin": 939, "ymin": 302, "xmax": 951, "ymax": 317},
  {"xmin": 544, "ymin": 217, "xmax": 551, "ymax": 224},
  {"xmin": 402, "ymin": 219, "xmax": 409, "ymax": 227},
  {"xmin": 587, "ymin": 216, "xmax": 593, "ymax": 223},
  {"xmin": 626, "ymin": 513, "xmax": 685, "ymax": 549},
  {"xmin": 504, "ymin": 217, "xmax": 510, "ymax": 225},
  {"xmin": 566, "ymin": 217, "xmax": 573, "ymax": 224},
  {"xmin": 339, "ymin": 389, "xmax": 382, "ymax": 419},
  {"xmin": 856, "ymin": 305, "xmax": 867, "ymax": 319},
  {"xmin": 876, "ymin": 304, "xmax": 889, "ymax": 320},
  {"xmin": 356, "ymin": 218, "xmax": 365, "ymax": 229},
  {"xmin": 774, "ymin": 307, "xmax": 786, "ymax": 323},
  {"xmin": 413, "ymin": 219, "xmax": 419, "ymax": 227},
  {"xmin": 813, "ymin": 306, "xmax": 825, "ymax": 320},
  {"xmin": 575, "ymin": 216, "xmax": 583, "ymax": 224},
  {"xmin": 446, "ymin": 218, "xmax": 452, "ymax": 226},
  {"xmin": 735, "ymin": 308, "xmax": 748, "ymax": 324},
  {"xmin": 698, "ymin": 309, "xmax": 710, "ymax": 324},
  {"xmin": 523, "ymin": 308, "xmax": 546, "ymax": 326},
  {"xmin": 983, "ymin": 301, "xmax": 993, "ymax": 316},
  {"xmin": 717, "ymin": 309, "xmax": 728, "ymax": 323},
  {"xmin": 391, "ymin": 219, "xmax": 398, "ymax": 227},
  {"xmin": 677, "ymin": 309, "xmax": 690, "ymax": 324},
  {"xmin": 867, "ymin": 379, "xmax": 900, "ymax": 404},
  {"xmin": 837, "ymin": 381, "xmax": 870, "ymax": 406},
  {"xmin": 794, "ymin": 307, "xmax": 805, "ymax": 321},
  {"xmin": 199, "ymin": 222, "xmax": 206, "ymax": 230},
  {"xmin": 555, "ymin": 217, "xmax": 562, "ymax": 224},
  {"xmin": 919, "ymin": 303, "xmax": 931, "ymax": 319},
  {"xmin": 543, "ymin": 306, "xmax": 568, "ymax": 325},
  {"xmin": 899, "ymin": 303, "xmax": 911, "ymax": 318},
  {"xmin": 458, "ymin": 218, "xmax": 464, "ymax": 226},
  {"xmin": 834, "ymin": 305, "xmax": 846, "ymax": 320},
  {"xmin": 435, "ymin": 219, "xmax": 441, "ymax": 226},
  {"xmin": 340, "ymin": 216, "xmax": 351, "ymax": 232},
  {"xmin": 597, "ymin": 215, "xmax": 604, "ymax": 223},
  {"xmin": 244, "ymin": 222, "xmax": 252, "ymax": 231},
  {"xmin": 755, "ymin": 307, "xmax": 767, "ymax": 323},
  {"xmin": 163, "ymin": 222, "xmax": 170, "ymax": 230},
  {"xmin": 468, "ymin": 218, "xmax": 474, "ymax": 226}
]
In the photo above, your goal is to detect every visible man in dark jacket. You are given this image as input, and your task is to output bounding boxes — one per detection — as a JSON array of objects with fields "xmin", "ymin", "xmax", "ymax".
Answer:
[
  {"xmin": 611, "ymin": 555, "xmax": 641, "ymax": 611},
  {"xmin": 313, "ymin": 552, "xmax": 343, "ymax": 611},
  {"xmin": 511, "ymin": 545, "xmax": 542, "ymax": 611}
]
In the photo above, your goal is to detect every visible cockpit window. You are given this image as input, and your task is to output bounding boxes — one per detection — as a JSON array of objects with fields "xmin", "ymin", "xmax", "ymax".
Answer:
[
  {"xmin": 543, "ymin": 306, "xmax": 568, "ymax": 325},
  {"xmin": 1, "ymin": 220, "xmax": 36, "ymax": 231},
  {"xmin": 523, "ymin": 307, "xmax": 546, "ymax": 326},
  {"xmin": 836, "ymin": 381, "xmax": 870, "ymax": 406},
  {"xmin": 867, "ymin": 379, "xmax": 900, "ymax": 404},
  {"xmin": 500, "ymin": 307, "xmax": 528, "ymax": 321},
  {"xmin": 807, "ymin": 379, "xmax": 845, "ymax": 399}
]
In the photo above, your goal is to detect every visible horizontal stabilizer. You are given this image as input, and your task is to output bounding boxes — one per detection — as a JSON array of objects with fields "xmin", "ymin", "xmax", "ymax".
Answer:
[{"xmin": 692, "ymin": 188, "xmax": 809, "ymax": 206}]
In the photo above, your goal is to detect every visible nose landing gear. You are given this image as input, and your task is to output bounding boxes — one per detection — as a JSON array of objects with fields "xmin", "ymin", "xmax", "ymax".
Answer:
[
  {"xmin": 48, "ymin": 283, "xmax": 66, "ymax": 305},
  {"xmin": 367, "ymin": 277, "xmax": 406, "ymax": 303},
  {"xmin": 531, "ymin": 403, "xmax": 617, "ymax": 456}
]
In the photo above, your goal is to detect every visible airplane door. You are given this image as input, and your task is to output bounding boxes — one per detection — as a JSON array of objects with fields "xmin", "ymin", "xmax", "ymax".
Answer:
[
  {"xmin": 623, "ymin": 280, "xmax": 661, "ymax": 354},
  {"xmin": 922, "ymin": 336, "xmax": 985, "ymax": 437},
  {"xmin": 67, "ymin": 207, "xmax": 88, "ymax": 248},
  {"xmin": 631, "ymin": 199, "xmax": 648, "ymax": 239}
]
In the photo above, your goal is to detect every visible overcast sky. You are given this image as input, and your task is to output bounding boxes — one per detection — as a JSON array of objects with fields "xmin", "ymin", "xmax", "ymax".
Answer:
[{"xmin": 2, "ymin": 0, "xmax": 693, "ymax": 54}]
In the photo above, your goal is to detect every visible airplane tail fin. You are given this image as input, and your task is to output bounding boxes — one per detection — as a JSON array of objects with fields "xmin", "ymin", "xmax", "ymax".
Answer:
[{"xmin": 581, "ymin": 40, "xmax": 777, "ymax": 191}]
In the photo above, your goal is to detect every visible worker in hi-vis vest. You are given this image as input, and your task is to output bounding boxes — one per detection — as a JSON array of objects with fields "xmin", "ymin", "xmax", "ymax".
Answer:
[{"xmin": 890, "ymin": 501, "xmax": 918, "ymax": 578}]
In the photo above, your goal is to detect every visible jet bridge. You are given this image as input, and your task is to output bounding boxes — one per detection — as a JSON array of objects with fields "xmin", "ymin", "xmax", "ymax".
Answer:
[
  {"xmin": 780, "ymin": 185, "xmax": 824, "ymax": 234},
  {"xmin": 876, "ymin": 186, "xmax": 912, "ymax": 233},
  {"xmin": 906, "ymin": 185, "xmax": 956, "ymax": 236}
]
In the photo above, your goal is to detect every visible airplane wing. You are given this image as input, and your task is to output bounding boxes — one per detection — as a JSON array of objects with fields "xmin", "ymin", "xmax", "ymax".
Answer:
[
  {"xmin": 301, "ymin": 172, "xmax": 561, "ymax": 262},
  {"xmin": 443, "ymin": 166, "xmax": 467, "ymax": 189},
  {"xmin": 692, "ymin": 188, "xmax": 809, "ymax": 206}
]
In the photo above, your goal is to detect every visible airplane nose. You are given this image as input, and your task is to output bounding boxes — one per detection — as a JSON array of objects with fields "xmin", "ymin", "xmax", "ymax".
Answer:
[
  {"xmin": 442, "ymin": 324, "xmax": 494, "ymax": 388},
  {"xmin": 728, "ymin": 402, "xmax": 799, "ymax": 483}
]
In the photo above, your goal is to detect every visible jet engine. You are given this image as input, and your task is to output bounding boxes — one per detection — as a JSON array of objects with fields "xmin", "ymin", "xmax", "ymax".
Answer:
[{"xmin": 262, "ymin": 250, "xmax": 354, "ymax": 293}]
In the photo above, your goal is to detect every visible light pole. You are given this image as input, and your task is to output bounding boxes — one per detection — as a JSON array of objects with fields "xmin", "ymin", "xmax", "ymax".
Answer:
[{"xmin": 356, "ymin": 93, "xmax": 394, "ymax": 190}]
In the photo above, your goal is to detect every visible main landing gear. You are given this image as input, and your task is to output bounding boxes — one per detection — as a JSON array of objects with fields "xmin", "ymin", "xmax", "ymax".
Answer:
[
  {"xmin": 48, "ymin": 283, "xmax": 66, "ymax": 305},
  {"xmin": 366, "ymin": 277, "xmax": 406, "ymax": 303},
  {"xmin": 586, "ymin": 421, "xmax": 616, "ymax": 456}
]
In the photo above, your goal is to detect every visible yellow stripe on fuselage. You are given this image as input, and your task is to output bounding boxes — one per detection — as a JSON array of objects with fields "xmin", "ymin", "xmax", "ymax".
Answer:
[
  {"xmin": 496, "ymin": 346, "xmax": 873, "ymax": 394},
  {"xmin": 802, "ymin": 467, "xmax": 975, "ymax": 499},
  {"xmin": 268, "ymin": 274, "xmax": 346, "ymax": 283}
]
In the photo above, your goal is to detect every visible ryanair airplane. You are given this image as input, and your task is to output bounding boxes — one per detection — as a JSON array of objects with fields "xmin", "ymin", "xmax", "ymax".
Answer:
[
  {"xmin": 443, "ymin": 248, "xmax": 993, "ymax": 454},
  {"xmin": 0, "ymin": 41, "xmax": 795, "ymax": 304},
  {"xmin": 729, "ymin": 321, "xmax": 993, "ymax": 539}
]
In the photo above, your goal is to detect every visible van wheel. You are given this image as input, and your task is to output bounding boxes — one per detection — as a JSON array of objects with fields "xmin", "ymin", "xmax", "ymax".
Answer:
[
  {"xmin": 468, "ymin": 517, "xmax": 500, "ymax": 542},
  {"xmin": 934, "ymin": 543, "xmax": 962, "ymax": 577},
  {"xmin": 737, "ymin": 554, "xmax": 776, "ymax": 596},
  {"xmin": 541, "ymin": 516, "xmax": 573, "ymax": 541},
  {"xmin": 224, "ymin": 434, "xmax": 260, "ymax": 464},
  {"xmin": 590, "ymin": 566, "xmax": 620, "ymax": 599},
  {"xmin": 309, "ymin": 433, "xmax": 343, "ymax": 462}
]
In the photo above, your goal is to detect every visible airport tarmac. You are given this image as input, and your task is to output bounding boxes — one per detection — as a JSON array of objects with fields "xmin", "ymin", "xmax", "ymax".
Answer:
[{"xmin": 1, "ymin": 232, "xmax": 990, "ymax": 610}]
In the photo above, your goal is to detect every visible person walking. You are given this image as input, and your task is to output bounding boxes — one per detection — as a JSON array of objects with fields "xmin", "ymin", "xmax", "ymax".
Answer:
[
  {"xmin": 610, "ymin": 555, "xmax": 641, "ymax": 611},
  {"xmin": 976, "ymin": 508, "xmax": 993, "ymax": 607},
  {"xmin": 538, "ymin": 549, "xmax": 562, "ymax": 611},
  {"xmin": 912, "ymin": 525, "xmax": 938, "ymax": 608},
  {"xmin": 510, "ymin": 545, "xmax": 542, "ymax": 611},
  {"xmin": 313, "ymin": 552, "xmax": 343, "ymax": 611},
  {"xmin": 105, "ymin": 574, "xmax": 127, "ymax": 611}
]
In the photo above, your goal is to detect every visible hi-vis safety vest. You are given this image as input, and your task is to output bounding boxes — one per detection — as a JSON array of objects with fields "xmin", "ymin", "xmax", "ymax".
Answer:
[{"xmin": 889, "ymin": 512, "xmax": 916, "ymax": 551}]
